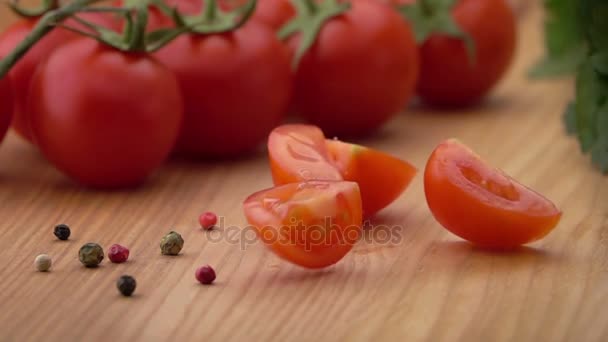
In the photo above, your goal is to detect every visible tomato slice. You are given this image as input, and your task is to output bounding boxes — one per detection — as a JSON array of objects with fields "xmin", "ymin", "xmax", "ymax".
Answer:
[
  {"xmin": 244, "ymin": 181, "xmax": 363, "ymax": 268},
  {"xmin": 424, "ymin": 139, "xmax": 562, "ymax": 249},
  {"xmin": 268, "ymin": 124, "xmax": 417, "ymax": 217}
]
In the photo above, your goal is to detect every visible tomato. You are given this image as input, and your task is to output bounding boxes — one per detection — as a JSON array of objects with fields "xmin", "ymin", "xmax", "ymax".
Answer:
[
  {"xmin": 228, "ymin": 0, "xmax": 295, "ymax": 29},
  {"xmin": 0, "ymin": 14, "xmax": 119, "ymax": 142},
  {"xmin": 154, "ymin": 21, "xmax": 292, "ymax": 157},
  {"xmin": 28, "ymin": 39, "xmax": 183, "ymax": 188},
  {"xmin": 0, "ymin": 76, "xmax": 12, "ymax": 144},
  {"xmin": 269, "ymin": 124, "xmax": 417, "ymax": 217},
  {"xmin": 243, "ymin": 181, "xmax": 362, "ymax": 268},
  {"xmin": 288, "ymin": 0, "xmax": 419, "ymax": 137},
  {"xmin": 424, "ymin": 139, "xmax": 562, "ymax": 249},
  {"xmin": 139, "ymin": 0, "xmax": 294, "ymax": 31},
  {"xmin": 416, "ymin": 0, "xmax": 516, "ymax": 106}
]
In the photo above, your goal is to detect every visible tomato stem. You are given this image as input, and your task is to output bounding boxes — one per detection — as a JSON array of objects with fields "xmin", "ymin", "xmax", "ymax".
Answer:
[
  {"xmin": 278, "ymin": 0, "xmax": 350, "ymax": 69},
  {"xmin": 0, "ymin": 0, "xmax": 104, "ymax": 79},
  {"xmin": 9, "ymin": 0, "xmax": 61, "ymax": 18}
]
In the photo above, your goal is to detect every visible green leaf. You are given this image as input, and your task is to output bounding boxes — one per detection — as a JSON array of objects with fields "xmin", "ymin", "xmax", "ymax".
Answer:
[
  {"xmin": 564, "ymin": 101, "xmax": 577, "ymax": 134},
  {"xmin": 531, "ymin": 0, "xmax": 586, "ymax": 78},
  {"xmin": 591, "ymin": 52, "xmax": 608, "ymax": 76},
  {"xmin": 591, "ymin": 102, "xmax": 608, "ymax": 173},
  {"xmin": 575, "ymin": 60, "xmax": 603, "ymax": 152},
  {"xmin": 584, "ymin": 2, "xmax": 608, "ymax": 51},
  {"xmin": 529, "ymin": 46, "xmax": 587, "ymax": 78}
]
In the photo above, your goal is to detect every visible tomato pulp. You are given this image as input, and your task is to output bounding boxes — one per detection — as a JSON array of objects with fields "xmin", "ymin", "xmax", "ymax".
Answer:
[
  {"xmin": 269, "ymin": 124, "xmax": 417, "ymax": 217},
  {"xmin": 244, "ymin": 181, "xmax": 363, "ymax": 268},
  {"xmin": 29, "ymin": 39, "xmax": 183, "ymax": 188},
  {"xmin": 424, "ymin": 139, "xmax": 562, "ymax": 249}
]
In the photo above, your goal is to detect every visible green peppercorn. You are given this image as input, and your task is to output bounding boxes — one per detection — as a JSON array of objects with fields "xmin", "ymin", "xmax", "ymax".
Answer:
[
  {"xmin": 116, "ymin": 275, "xmax": 137, "ymax": 297},
  {"xmin": 53, "ymin": 224, "xmax": 71, "ymax": 241},
  {"xmin": 79, "ymin": 243, "xmax": 104, "ymax": 267},
  {"xmin": 160, "ymin": 231, "xmax": 184, "ymax": 256}
]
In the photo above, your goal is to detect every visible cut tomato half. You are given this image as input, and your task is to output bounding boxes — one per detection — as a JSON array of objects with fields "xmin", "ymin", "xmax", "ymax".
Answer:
[
  {"xmin": 244, "ymin": 181, "xmax": 363, "ymax": 268},
  {"xmin": 424, "ymin": 139, "xmax": 562, "ymax": 249},
  {"xmin": 268, "ymin": 124, "xmax": 417, "ymax": 217}
]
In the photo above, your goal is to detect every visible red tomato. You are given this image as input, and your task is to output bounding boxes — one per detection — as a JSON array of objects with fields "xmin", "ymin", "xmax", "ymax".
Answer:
[
  {"xmin": 424, "ymin": 139, "xmax": 562, "ymax": 249},
  {"xmin": 243, "ymin": 181, "xmax": 362, "ymax": 268},
  {"xmin": 139, "ymin": 0, "xmax": 294, "ymax": 31},
  {"xmin": 268, "ymin": 124, "xmax": 417, "ymax": 217},
  {"xmin": 0, "ymin": 76, "xmax": 12, "ymax": 144},
  {"xmin": 28, "ymin": 39, "xmax": 183, "ymax": 188},
  {"xmin": 289, "ymin": 0, "xmax": 419, "ymax": 137},
  {"xmin": 0, "ymin": 13, "xmax": 119, "ymax": 142},
  {"xmin": 154, "ymin": 21, "xmax": 292, "ymax": 157},
  {"xmin": 417, "ymin": 0, "xmax": 516, "ymax": 106},
  {"xmin": 228, "ymin": 0, "xmax": 295, "ymax": 29}
]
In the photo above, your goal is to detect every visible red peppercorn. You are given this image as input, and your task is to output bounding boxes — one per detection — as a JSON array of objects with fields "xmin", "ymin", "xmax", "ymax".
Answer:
[
  {"xmin": 199, "ymin": 212, "xmax": 218, "ymax": 230},
  {"xmin": 195, "ymin": 265, "xmax": 216, "ymax": 285},
  {"xmin": 108, "ymin": 244, "xmax": 130, "ymax": 263}
]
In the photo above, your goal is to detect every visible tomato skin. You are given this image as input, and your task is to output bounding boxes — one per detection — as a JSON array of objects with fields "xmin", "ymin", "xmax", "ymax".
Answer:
[
  {"xmin": 417, "ymin": 0, "xmax": 516, "ymax": 106},
  {"xmin": 424, "ymin": 140, "xmax": 562, "ymax": 249},
  {"xmin": 243, "ymin": 181, "xmax": 362, "ymax": 269},
  {"xmin": 0, "ymin": 76, "xmax": 12, "ymax": 144},
  {"xmin": 326, "ymin": 139, "xmax": 417, "ymax": 216},
  {"xmin": 0, "ymin": 14, "xmax": 120, "ymax": 142},
  {"xmin": 154, "ymin": 21, "xmax": 292, "ymax": 157},
  {"xmin": 268, "ymin": 124, "xmax": 417, "ymax": 217},
  {"xmin": 29, "ymin": 39, "xmax": 183, "ymax": 188},
  {"xmin": 290, "ymin": 0, "xmax": 418, "ymax": 137}
]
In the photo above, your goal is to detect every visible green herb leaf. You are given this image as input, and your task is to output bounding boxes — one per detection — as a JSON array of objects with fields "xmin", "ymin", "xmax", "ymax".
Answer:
[
  {"xmin": 591, "ymin": 101, "xmax": 608, "ymax": 172},
  {"xmin": 590, "ymin": 52, "xmax": 608, "ymax": 76},
  {"xmin": 575, "ymin": 60, "xmax": 603, "ymax": 152},
  {"xmin": 530, "ymin": 0, "xmax": 587, "ymax": 78},
  {"xmin": 564, "ymin": 101, "xmax": 577, "ymax": 134}
]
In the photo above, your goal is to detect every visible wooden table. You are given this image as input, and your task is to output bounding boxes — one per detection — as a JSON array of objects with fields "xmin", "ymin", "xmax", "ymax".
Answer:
[{"xmin": 1, "ymin": 2, "xmax": 607, "ymax": 342}]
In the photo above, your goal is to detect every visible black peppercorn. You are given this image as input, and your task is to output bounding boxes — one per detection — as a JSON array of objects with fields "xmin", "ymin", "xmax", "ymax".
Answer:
[
  {"xmin": 54, "ymin": 224, "xmax": 71, "ymax": 241},
  {"xmin": 117, "ymin": 275, "xmax": 137, "ymax": 297}
]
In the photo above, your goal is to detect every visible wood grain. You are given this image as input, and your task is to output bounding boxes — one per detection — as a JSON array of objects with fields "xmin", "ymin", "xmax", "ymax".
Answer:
[{"xmin": 1, "ymin": 2, "xmax": 607, "ymax": 342}]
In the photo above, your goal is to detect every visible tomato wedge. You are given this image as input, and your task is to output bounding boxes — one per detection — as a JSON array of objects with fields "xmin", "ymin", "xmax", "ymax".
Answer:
[
  {"xmin": 268, "ymin": 124, "xmax": 417, "ymax": 217},
  {"xmin": 243, "ymin": 181, "xmax": 362, "ymax": 269},
  {"xmin": 424, "ymin": 139, "xmax": 562, "ymax": 249}
]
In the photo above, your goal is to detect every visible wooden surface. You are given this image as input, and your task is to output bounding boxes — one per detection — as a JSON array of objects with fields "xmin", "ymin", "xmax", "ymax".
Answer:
[{"xmin": 1, "ymin": 3, "xmax": 607, "ymax": 342}]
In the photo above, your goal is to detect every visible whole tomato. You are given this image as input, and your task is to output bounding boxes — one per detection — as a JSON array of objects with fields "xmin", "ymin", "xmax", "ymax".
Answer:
[
  {"xmin": 29, "ymin": 39, "xmax": 183, "ymax": 188},
  {"xmin": 0, "ymin": 13, "xmax": 119, "ymax": 142},
  {"xmin": 154, "ymin": 21, "xmax": 292, "ymax": 157},
  {"xmin": 0, "ymin": 76, "xmax": 12, "ymax": 144},
  {"xmin": 416, "ymin": 0, "xmax": 516, "ymax": 106},
  {"xmin": 289, "ymin": 0, "xmax": 419, "ymax": 137},
  {"xmin": 139, "ymin": 0, "xmax": 294, "ymax": 31}
]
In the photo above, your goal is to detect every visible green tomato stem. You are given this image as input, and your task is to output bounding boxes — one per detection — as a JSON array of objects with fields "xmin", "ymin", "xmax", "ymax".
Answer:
[{"xmin": 0, "ymin": 0, "xmax": 101, "ymax": 79}]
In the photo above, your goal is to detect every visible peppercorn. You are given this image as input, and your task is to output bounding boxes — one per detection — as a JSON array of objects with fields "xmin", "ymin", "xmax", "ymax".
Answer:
[
  {"xmin": 116, "ymin": 275, "xmax": 137, "ymax": 297},
  {"xmin": 195, "ymin": 265, "xmax": 216, "ymax": 285},
  {"xmin": 108, "ymin": 244, "xmax": 130, "ymax": 263},
  {"xmin": 53, "ymin": 224, "xmax": 71, "ymax": 241},
  {"xmin": 160, "ymin": 231, "xmax": 184, "ymax": 256},
  {"xmin": 79, "ymin": 243, "xmax": 104, "ymax": 267},
  {"xmin": 199, "ymin": 212, "xmax": 218, "ymax": 230},
  {"xmin": 34, "ymin": 254, "xmax": 52, "ymax": 272}
]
